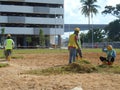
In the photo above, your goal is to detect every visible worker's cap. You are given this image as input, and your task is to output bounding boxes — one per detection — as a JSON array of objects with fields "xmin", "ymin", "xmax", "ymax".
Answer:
[
  {"xmin": 74, "ymin": 27, "xmax": 80, "ymax": 31},
  {"xmin": 107, "ymin": 45, "xmax": 113, "ymax": 50},
  {"xmin": 7, "ymin": 34, "xmax": 11, "ymax": 38}
]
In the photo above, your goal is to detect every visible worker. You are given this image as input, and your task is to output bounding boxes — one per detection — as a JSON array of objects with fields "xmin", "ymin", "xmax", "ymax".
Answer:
[
  {"xmin": 99, "ymin": 45, "xmax": 116, "ymax": 65},
  {"xmin": 68, "ymin": 27, "xmax": 80, "ymax": 64},
  {"xmin": 4, "ymin": 34, "xmax": 15, "ymax": 61}
]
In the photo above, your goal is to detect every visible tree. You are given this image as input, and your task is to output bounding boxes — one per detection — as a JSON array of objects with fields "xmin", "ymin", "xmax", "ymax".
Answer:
[
  {"xmin": 45, "ymin": 35, "xmax": 50, "ymax": 48},
  {"xmin": 104, "ymin": 19, "xmax": 120, "ymax": 41},
  {"xmin": 80, "ymin": 0, "xmax": 100, "ymax": 26},
  {"xmin": 102, "ymin": 4, "xmax": 120, "ymax": 19},
  {"xmin": 1, "ymin": 28, "xmax": 5, "ymax": 46},
  {"xmin": 26, "ymin": 36, "xmax": 32, "ymax": 46},
  {"xmin": 81, "ymin": 28, "xmax": 105, "ymax": 43},
  {"xmin": 80, "ymin": 32, "xmax": 87, "ymax": 43},
  {"xmin": 39, "ymin": 29, "xmax": 45, "ymax": 47},
  {"xmin": 92, "ymin": 28, "xmax": 105, "ymax": 42},
  {"xmin": 80, "ymin": 0, "xmax": 100, "ymax": 47}
]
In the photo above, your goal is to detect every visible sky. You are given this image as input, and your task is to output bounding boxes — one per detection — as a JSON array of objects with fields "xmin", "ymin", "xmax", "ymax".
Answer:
[
  {"xmin": 64, "ymin": 0, "xmax": 120, "ymax": 24},
  {"xmin": 62, "ymin": 0, "xmax": 120, "ymax": 39}
]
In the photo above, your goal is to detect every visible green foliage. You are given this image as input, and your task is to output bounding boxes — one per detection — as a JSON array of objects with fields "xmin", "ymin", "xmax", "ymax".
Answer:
[
  {"xmin": 80, "ymin": 28, "xmax": 105, "ymax": 43},
  {"xmin": 80, "ymin": 0, "xmax": 100, "ymax": 27},
  {"xmin": 105, "ymin": 19, "xmax": 120, "ymax": 41},
  {"xmin": 102, "ymin": 4, "xmax": 120, "ymax": 19},
  {"xmin": 0, "ymin": 28, "xmax": 5, "ymax": 45},
  {"xmin": 1, "ymin": 28, "xmax": 5, "ymax": 34},
  {"xmin": 26, "ymin": 36, "xmax": 32, "ymax": 46},
  {"xmin": 39, "ymin": 29, "xmax": 45, "ymax": 47}
]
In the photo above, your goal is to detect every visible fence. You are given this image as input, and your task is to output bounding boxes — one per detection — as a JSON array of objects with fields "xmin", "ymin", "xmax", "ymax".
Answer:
[{"xmin": 82, "ymin": 42, "xmax": 120, "ymax": 48}]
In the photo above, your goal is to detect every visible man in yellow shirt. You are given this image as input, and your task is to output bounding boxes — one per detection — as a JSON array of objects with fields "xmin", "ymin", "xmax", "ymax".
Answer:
[
  {"xmin": 4, "ymin": 34, "xmax": 15, "ymax": 61},
  {"xmin": 68, "ymin": 27, "xmax": 80, "ymax": 64}
]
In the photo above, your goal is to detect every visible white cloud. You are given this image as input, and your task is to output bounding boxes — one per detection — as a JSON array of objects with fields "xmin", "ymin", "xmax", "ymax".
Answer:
[
  {"xmin": 106, "ymin": 0, "xmax": 120, "ymax": 6},
  {"xmin": 64, "ymin": 0, "xmax": 120, "ymax": 24}
]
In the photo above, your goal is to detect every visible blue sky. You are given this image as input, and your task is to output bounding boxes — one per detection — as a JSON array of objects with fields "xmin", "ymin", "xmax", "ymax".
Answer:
[{"xmin": 64, "ymin": 0, "xmax": 120, "ymax": 24}]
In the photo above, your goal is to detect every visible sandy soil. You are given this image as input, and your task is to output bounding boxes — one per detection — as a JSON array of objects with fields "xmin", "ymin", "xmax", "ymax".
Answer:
[{"xmin": 0, "ymin": 51, "xmax": 120, "ymax": 90}]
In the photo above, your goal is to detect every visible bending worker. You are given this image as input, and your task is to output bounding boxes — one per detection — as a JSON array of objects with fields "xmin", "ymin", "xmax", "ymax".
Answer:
[{"xmin": 68, "ymin": 27, "xmax": 80, "ymax": 64}]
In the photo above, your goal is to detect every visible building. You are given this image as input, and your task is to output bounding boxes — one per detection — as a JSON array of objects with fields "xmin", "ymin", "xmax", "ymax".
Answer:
[{"xmin": 0, "ymin": 0, "xmax": 64, "ymax": 48}]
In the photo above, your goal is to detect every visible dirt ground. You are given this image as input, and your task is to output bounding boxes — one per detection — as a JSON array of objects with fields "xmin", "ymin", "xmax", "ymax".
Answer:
[{"xmin": 0, "ymin": 51, "xmax": 120, "ymax": 90}]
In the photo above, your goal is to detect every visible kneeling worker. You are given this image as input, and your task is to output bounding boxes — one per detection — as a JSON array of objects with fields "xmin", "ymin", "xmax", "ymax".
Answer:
[{"xmin": 99, "ymin": 45, "xmax": 116, "ymax": 65}]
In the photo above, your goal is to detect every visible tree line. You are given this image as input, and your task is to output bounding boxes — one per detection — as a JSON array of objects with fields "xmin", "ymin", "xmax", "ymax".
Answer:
[{"xmin": 80, "ymin": 0, "xmax": 120, "ymax": 43}]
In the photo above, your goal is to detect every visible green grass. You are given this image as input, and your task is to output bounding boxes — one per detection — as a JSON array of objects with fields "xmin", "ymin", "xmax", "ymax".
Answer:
[
  {"xmin": 0, "ymin": 63, "xmax": 9, "ymax": 68},
  {"xmin": 24, "ymin": 60, "xmax": 97, "ymax": 75},
  {"xmin": 96, "ymin": 64, "xmax": 120, "ymax": 74},
  {"xmin": 25, "ymin": 63, "xmax": 120, "ymax": 76},
  {"xmin": 24, "ymin": 59, "xmax": 120, "ymax": 76},
  {"xmin": 82, "ymin": 48, "xmax": 120, "ymax": 53},
  {"xmin": 0, "ymin": 48, "xmax": 120, "ymax": 55},
  {"xmin": 13, "ymin": 48, "xmax": 68, "ymax": 54}
]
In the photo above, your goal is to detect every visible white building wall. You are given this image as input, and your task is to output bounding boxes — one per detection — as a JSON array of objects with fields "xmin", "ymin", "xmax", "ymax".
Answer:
[
  {"xmin": 0, "ymin": 0, "xmax": 64, "ymax": 36},
  {"xmin": 25, "ymin": 0, "xmax": 64, "ymax": 4},
  {"xmin": 0, "ymin": 16, "xmax": 63, "ymax": 25},
  {"xmin": 0, "ymin": 16, "xmax": 8, "ymax": 22},
  {"xmin": 0, "ymin": 27, "xmax": 34, "ymax": 35},
  {"xmin": 26, "ymin": 17, "xmax": 63, "ymax": 24},
  {"xmin": 0, "ymin": 5, "xmax": 33, "ymax": 13},
  {"xmin": 0, "ymin": 0, "xmax": 64, "ymax": 4},
  {"xmin": 0, "ymin": 5, "xmax": 63, "ymax": 14}
]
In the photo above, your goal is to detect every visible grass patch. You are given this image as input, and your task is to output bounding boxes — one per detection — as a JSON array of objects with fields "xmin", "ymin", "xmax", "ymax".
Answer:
[
  {"xmin": 0, "ymin": 63, "xmax": 9, "ymax": 68},
  {"xmin": 25, "ymin": 60, "xmax": 97, "ymax": 75},
  {"xmin": 25, "ymin": 66, "xmax": 68, "ymax": 76},
  {"xmin": 11, "ymin": 56, "xmax": 23, "ymax": 59},
  {"xmin": 65, "ymin": 60, "xmax": 97, "ymax": 73},
  {"xmin": 97, "ymin": 64, "xmax": 120, "ymax": 74},
  {"xmin": 13, "ymin": 49, "xmax": 68, "ymax": 54},
  {"xmin": 0, "ymin": 48, "xmax": 120, "ymax": 55},
  {"xmin": 24, "ymin": 59, "xmax": 120, "ymax": 76},
  {"xmin": 0, "ymin": 55, "xmax": 23, "ymax": 59}
]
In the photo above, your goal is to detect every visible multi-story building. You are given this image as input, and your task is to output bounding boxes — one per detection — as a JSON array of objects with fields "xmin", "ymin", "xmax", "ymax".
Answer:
[{"xmin": 0, "ymin": 0, "xmax": 64, "ymax": 48}]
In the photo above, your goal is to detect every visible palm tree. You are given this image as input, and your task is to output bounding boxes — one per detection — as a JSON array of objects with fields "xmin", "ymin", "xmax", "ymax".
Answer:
[
  {"xmin": 80, "ymin": 0, "xmax": 99, "ymax": 26},
  {"xmin": 80, "ymin": 0, "xmax": 100, "ymax": 47}
]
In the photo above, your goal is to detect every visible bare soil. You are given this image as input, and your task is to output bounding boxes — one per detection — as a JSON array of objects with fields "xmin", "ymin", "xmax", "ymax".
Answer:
[{"xmin": 0, "ymin": 51, "xmax": 120, "ymax": 90}]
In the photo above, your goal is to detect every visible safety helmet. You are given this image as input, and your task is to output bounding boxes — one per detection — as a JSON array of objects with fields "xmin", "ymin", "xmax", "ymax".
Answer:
[
  {"xmin": 7, "ymin": 34, "xmax": 11, "ymax": 38},
  {"xmin": 74, "ymin": 27, "xmax": 80, "ymax": 32},
  {"xmin": 107, "ymin": 45, "xmax": 113, "ymax": 50}
]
